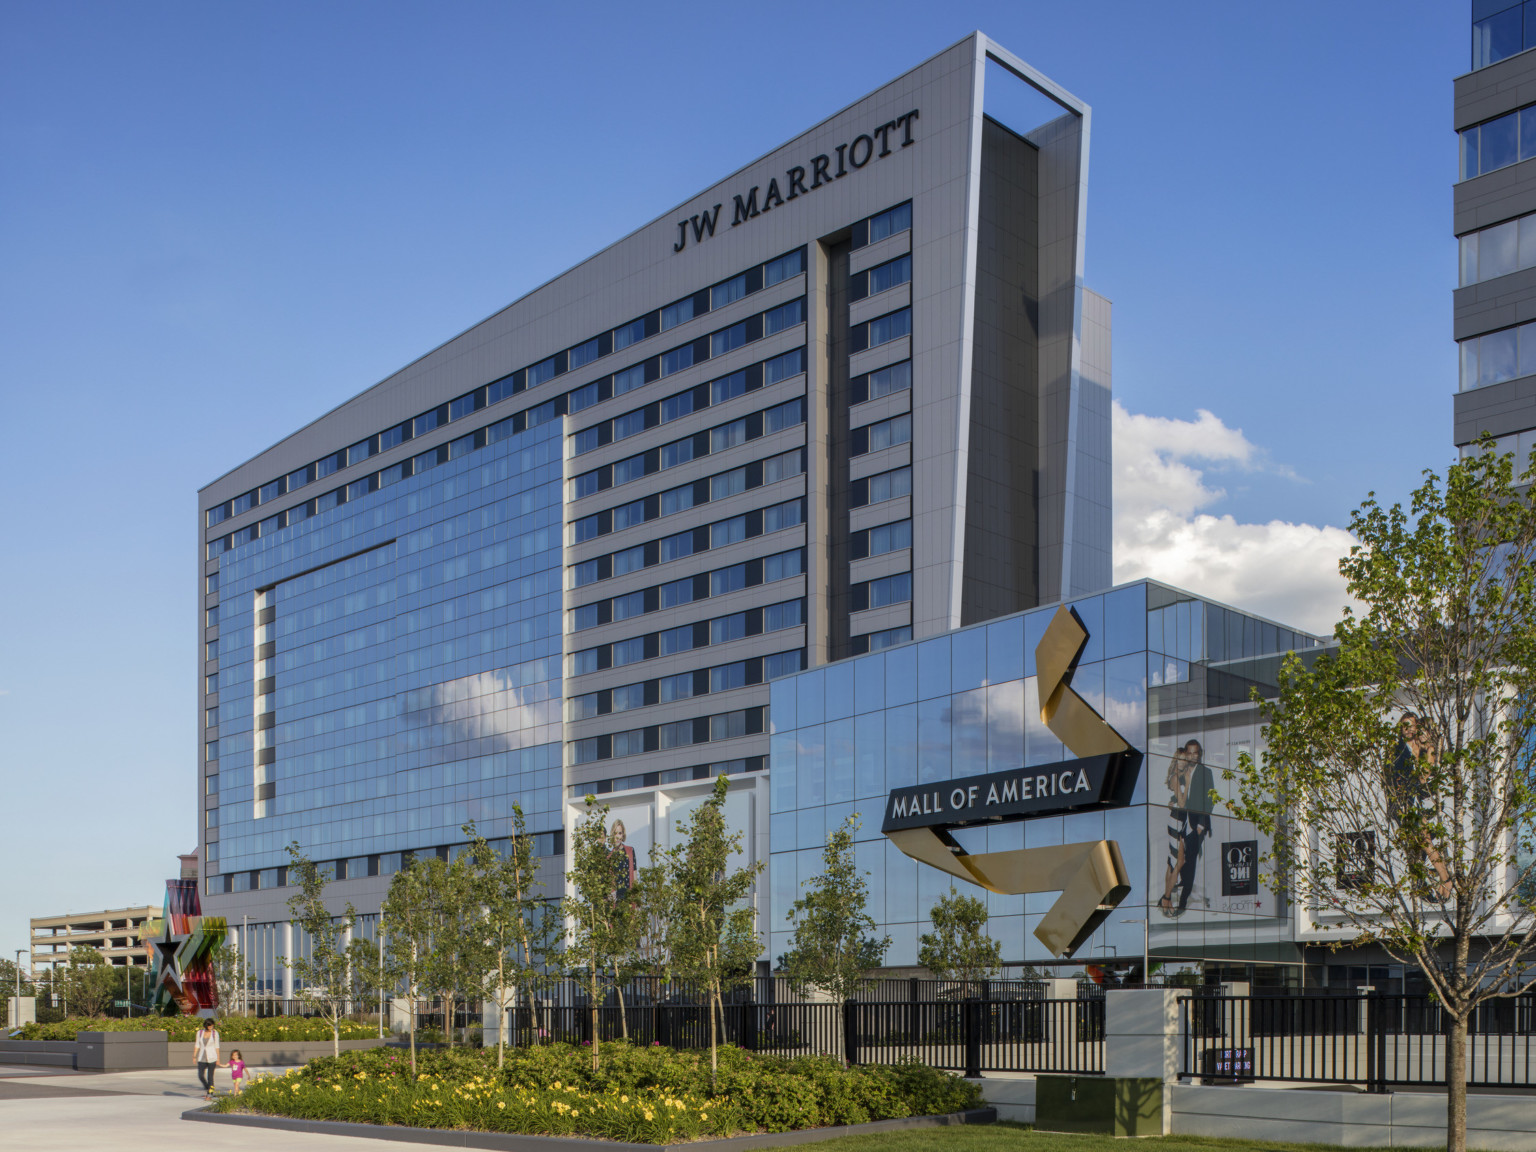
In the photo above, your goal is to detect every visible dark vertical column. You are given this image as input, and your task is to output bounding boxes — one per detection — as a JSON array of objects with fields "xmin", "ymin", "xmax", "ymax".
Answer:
[{"xmin": 824, "ymin": 239, "xmax": 853, "ymax": 659}]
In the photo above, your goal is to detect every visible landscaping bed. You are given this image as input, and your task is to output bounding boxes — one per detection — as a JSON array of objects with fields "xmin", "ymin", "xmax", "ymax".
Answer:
[
  {"xmin": 16, "ymin": 1015, "xmax": 379, "ymax": 1042},
  {"xmin": 207, "ymin": 1042, "xmax": 983, "ymax": 1145}
]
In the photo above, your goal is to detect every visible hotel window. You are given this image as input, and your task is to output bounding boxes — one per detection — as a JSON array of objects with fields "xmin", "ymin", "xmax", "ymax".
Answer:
[
  {"xmin": 712, "ymin": 613, "xmax": 747, "ymax": 644},
  {"xmin": 765, "ymin": 650, "xmax": 804, "ymax": 678},
  {"xmin": 661, "ymin": 346, "xmax": 695, "ymax": 377},
  {"xmin": 571, "ymin": 738, "xmax": 602, "ymax": 764},
  {"xmin": 613, "ymin": 364, "xmax": 646, "ymax": 396},
  {"xmin": 660, "ymin": 484, "xmax": 695, "ymax": 516},
  {"xmin": 572, "ymin": 426, "xmax": 602, "ymax": 455},
  {"xmin": 852, "ymin": 466, "xmax": 912, "ymax": 508},
  {"xmin": 659, "ymin": 720, "xmax": 696, "ymax": 749},
  {"xmin": 613, "ymin": 317, "xmax": 646, "ymax": 351},
  {"xmin": 658, "ymin": 672, "xmax": 695, "ymax": 702},
  {"xmin": 572, "ymin": 513, "xmax": 603, "ymax": 544},
  {"xmin": 613, "ymin": 410, "xmax": 647, "ymax": 441},
  {"xmin": 660, "ymin": 531, "xmax": 696, "ymax": 562},
  {"xmin": 711, "ymin": 370, "xmax": 748, "ymax": 405},
  {"xmin": 857, "ymin": 519, "xmax": 912, "ymax": 558},
  {"xmin": 711, "ymin": 662, "xmax": 747, "ymax": 693},
  {"xmin": 660, "ymin": 577, "xmax": 695, "ymax": 608},
  {"xmin": 612, "ymin": 591, "xmax": 645, "ymax": 621},
  {"xmin": 866, "ymin": 309, "xmax": 912, "ymax": 349},
  {"xmin": 867, "ymin": 253, "xmax": 912, "ymax": 296},
  {"xmin": 763, "ymin": 548, "xmax": 803, "ymax": 581},
  {"xmin": 258, "ymin": 478, "xmax": 283, "ymax": 503},
  {"xmin": 763, "ymin": 499, "xmax": 803, "ymax": 533},
  {"xmin": 763, "ymin": 299, "xmax": 804, "ymax": 335},
  {"xmin": 568, "ymin": 381, "xmax": 600, "ymax": 413},
  {"xmin": 853, "ymin": 572, "xmax": 912, "ymax": 611},
  {"xmin": 231, "ymin": 492, "xmax": 254, "ymax": 516},
  {"xmin": 661, "ymin": 297, "xmax": 695, "ymax": 331},
  {"xmin": 661, "ymin": 391, "xmax": 694, "ymax": 422},
  {"xmin": 764, "ymin": 398, "xmax": 804, "ymax": 435},
  {"xmin": 612, "ymin": 499, "xmax": 646, "ymax": 531},
  {"xmin": 861, "ymin": 626, "xmax": 912, "ymax": 653},
  {"xmin": 206, "ymin": 504, "xmax": 228, "ymax": 527},
  {"xmin": 660, "ymin": 625, "xmax": 695, "ymax": 656},
  {"xmin": 764, "ymin": 249, "xmax": 805, "ymax": 286},
  {"xmin": 613, "ymin": 454, "xmax": 648, "ymax": 484},
  {"xmin": 1459, "ymin": 322, "xmax": 1536, "ymax": 390},
  {"xmin": 570, "ymin": 648, "xmax": 601, "ymax": 676},
  {"xmin": 862, "ymin": 360, "xmax": 912, "ymax": 402},
  {"xmin": 711, "ymin": 323, "xmax": 747, "ymax": 358},
  {"xmin": 570, "ymin": 603, "xmax": 601, "ymax": 632},
  {"xmin": 711, "ymin": 516, "xmax": 747, "ymax": 548},
  {"xmin": 764, "ymin": 348, "xmax": 804, "ymax": 383},
  {"xmin": 528, "ymin": 356, "xmax": 559, "ymax": 387},
  {"xmin": 661, "ymin": 438, "xmax": 695, "ymax": 471},
  {"xmin": 1473, "ymin": 1, "xmax": 1536, "ymax": 69},
  {"xmin": 569, "ymin": 693, "xmax": 600, "ymax": 721},
  {"xmin": 868, "ymin": 202, "xmax": 912, "ymax": 243},
  {"xmin": 712, "ymin": 274, "xmax": 748, "ymax": 309},
  {"xmin": 712, "ymin": 419, "xmax": 748, "ymax": 453},
  {"xmin": 612, "ymin": 637, "xmax": 646, "ymax": 667},
  {"xmin": 712, "ymin": 563, "xmax": 747, "ymax": 596},
  {"xmin": 377, "ymin": 425, "xmax": 404, "ymax": 452},
  {"xmin": 612, "ymin": 544, "xmax": 646, "ymax": 576},
  {"xmin": 449, "ymin": 393, "xmax": 477, "ymax": 421},
  {"xmin": 710, "ymin": 710, "xmax": 748, "ymax": 741},
  {"xmin": 853, "ymin": 413, "xmax": 911, "ymax": 456},
  {"xmin": 762, "ymin": 448, "xmax": 803, "ymax": 484},
  {"xmin": 613, "ymin": 683, "xmax": 646, "ymax": 711},
  {"xmin": 712, "ymin": 468, "xmax": 747, "ymax": 500},
  {"xmin": 612, "ymin": 729, "xmax": 646, "ymax": 758},
  {"xmin": 764, "ymin": 599, "xmax": 804, "ymax": 631},
  {"xmin": 569, "ymin": 337, "xmax": 601, "ymax": 370}
]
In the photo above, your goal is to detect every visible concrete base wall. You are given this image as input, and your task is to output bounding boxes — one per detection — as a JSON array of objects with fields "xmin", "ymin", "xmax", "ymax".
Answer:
[
  {"xmin": 77, "ymin": 1030, "xmax": 168, "ymax": 1070},
  {"xmin": 967, "ymin": 1077, "xmax": 1036, "ymax": 1124},
  {"xmin": 1173, "ymin": 1084, "xmax": 1536, "ymax": 1151}
]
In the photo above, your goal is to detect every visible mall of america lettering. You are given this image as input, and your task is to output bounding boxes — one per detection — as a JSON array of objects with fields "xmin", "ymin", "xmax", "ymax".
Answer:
[
  {"xmin": 891, "ymin": 770, "xmax": 1093, "ymax": 821},
  {"xmin": 673, "ymin": 110, "xmax": 920, "ymax": 253}
]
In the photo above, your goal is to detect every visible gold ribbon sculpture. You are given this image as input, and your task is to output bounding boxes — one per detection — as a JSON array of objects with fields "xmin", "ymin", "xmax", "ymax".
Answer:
[{"xmin": 883, "ymin": 605, "xmax": 1136, "ymax": 958}]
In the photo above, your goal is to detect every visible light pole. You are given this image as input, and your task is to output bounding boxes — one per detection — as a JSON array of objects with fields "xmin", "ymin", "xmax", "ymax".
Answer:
[
  {"xmin": 12, "ymin": 949, "xmax": 27, "ymax": 1027},
  {"xmin": 377, "ymin": 914, "xmax": 385, "ymax": 1040},
  {"xmin": 241, "ymin": 915, "xmax": 248, "ymax": 1017},
  {"xmin": 1121, "ymin": 919, "xmax": 1150, "ymax": 986}
]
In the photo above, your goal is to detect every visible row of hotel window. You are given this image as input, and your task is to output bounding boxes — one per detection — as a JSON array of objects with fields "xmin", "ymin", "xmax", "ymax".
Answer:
[
  {"xmin": 1460, "ymin": 211, "xmax": 1536, "ymax": 286},
  {"xmin": 205, "ymin": 244, "xmax": 817, "ymax": 529},
  {"xmin": 570, "ymin": 704, "xmax": 768, "ymax": 765},
  {"xmin": 1461, "ymin": 101, "xmax": 1536, "ymax": 181},
  {"xmin": 205, "ymin": 832, "xmax": 567, "ymax": 894},
  {"xmin": 567, "ymin": 755, "xmax": 766, "ymax": 800},
  {"xmin": 570, "ymin": 383, "xmax": 805, "ymax": 502},
  {"xmin": 571, "ymin": 496, "xmax": 804, "ymax": 589},
  {"xmin": 571, "ymin": 544, "xmax": 805, "ymax": 631},
  {"xmin": 569, "ymin": 358, "xmax": 912, "ymax": 544},
  {"xmin": 1459, "ymin": 321, "xmax": 1536, "ymax": 390},
  {"xmin": 568, "ymin": 653, "xmax": 802, "ymax": 721},
  {"xmin": 568, "ymin": 598, "xmax": 806, "ymax": 677},
  {"xmin": 1472, "ymin": 0, "xmax": 1536, "ymax": 70}
]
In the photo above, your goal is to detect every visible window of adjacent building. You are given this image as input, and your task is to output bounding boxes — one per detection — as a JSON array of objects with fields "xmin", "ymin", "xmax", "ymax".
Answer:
[
  {"xmin": 412, "ymin": 409, "xmax": 440, "ymax": 437},
  {"xmin": 1459, "ymin": 321, "xmax": 1536, "ymax": 389},
  {"xmin": 661, "ymin": 297, "xmax": 695, "ymax": 331},
  {"xmin": 1473, "ymin": 0, "xmax": 1536, "ymax": 70},
  {"xmin": 659, "ymin": 439, "xmax": 694, "ymax": 470},
  {"xmin": 658, "ymin": 720, "xmax": 695, "ymax": 748},
  {"xmin": 207, "ymin": 504, "xmax": 228, "ymax": 527},
  {"xmin": 569, "ymin": 337, "xmax": 601, "ymax": 371},
  {"xmin": 764, "ymin": 249, "xmax": 805, "ymax": 286},
  {"xmin": 764, "ymin": 299, "xmax": 804, "ymax": 336},
  {"xmin": 1461, "ymin": 103, "xmax": 1536, "ymax": 180},
  {"xmin": 613, "ymin": 317, "xmax": 646, "ymax": 351},
  {"xmin": 865, "ymin": 360, "xmax": 912, "ymax": 402},
  {"xmin": 712, "ymin": 274, "xmax": 748, "ymax": 309},
  {"xmin": 868, "ymin": 202, "xmax": 912, "ymax": 243},
  {"xmin": 1460, "ymin": 213, "xmax": 1536, "ymax": 285},
  {"xmin": 868, "ymin": 254, "xmax": 912, "ymax": 296},
  {"xmin": 377, "ymin": 426, "xmax": 404, "ymax": 453},
  {"xmin": 572, "ymin": 559, "xmax": 601, "ymax": 587},
  {"xmin": 231, "ymin": 492, "xmax": 255, "ymax": 516}
]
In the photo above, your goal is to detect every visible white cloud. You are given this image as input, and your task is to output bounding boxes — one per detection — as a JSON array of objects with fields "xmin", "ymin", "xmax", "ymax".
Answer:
[{"xmin": 1112, "ymin": 402, "xmax": 1355, "ymax": 635}]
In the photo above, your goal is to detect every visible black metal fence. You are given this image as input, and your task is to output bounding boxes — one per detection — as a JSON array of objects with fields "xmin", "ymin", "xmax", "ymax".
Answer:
[{"xmin": 1180, "ymin": 993, "xmax": 1536, "ymax": 1089}]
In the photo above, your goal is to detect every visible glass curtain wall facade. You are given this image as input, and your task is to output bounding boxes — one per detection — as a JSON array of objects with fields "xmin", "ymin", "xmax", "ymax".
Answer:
[{"xmin": 768, "ymin": 580, "xmax": 1324, "ymax": 970}]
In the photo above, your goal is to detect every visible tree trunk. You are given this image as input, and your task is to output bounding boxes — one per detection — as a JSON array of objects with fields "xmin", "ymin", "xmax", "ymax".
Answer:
[
  {"xmin": 1448, "ymin": 1010, "xmax": 1469, "ymax": 1152},
  {"xmin": 709, "ymin": 982, "xmax": 720, "ymax": 1092},
  {"xmin": 332, "ymin": 1009, "xmax": 340, "ymax": 1058},
  {"xmin": 614, "ymin": 960, "xmax": 628, "ymax": 1041},
  {"xmin": 590, "ymin": 964, "xmax": 601, "ymax": 1073},
  {"xmin": 408, "ymin": 991, "xmax": 417, "ymax": 1076},
  {"xmin": 497, "ymin": 955, "xmax": 507, "ymax": 1069}
]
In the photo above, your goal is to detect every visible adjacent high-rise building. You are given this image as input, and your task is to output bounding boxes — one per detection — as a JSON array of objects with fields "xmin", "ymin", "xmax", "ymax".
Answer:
[
  {"xmin": 1455, "ymin": 4, "xmax": 1536, "ymax": 457},
  {"xmin": 196, "ymin": 33, "xmax": 1113, "ymax": 987}
]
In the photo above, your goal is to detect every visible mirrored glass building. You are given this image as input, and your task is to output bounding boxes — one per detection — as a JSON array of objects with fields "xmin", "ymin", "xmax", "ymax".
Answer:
[{"xmin": 767, "ymin": 579, "xmax": 1328, "ymax": 978}]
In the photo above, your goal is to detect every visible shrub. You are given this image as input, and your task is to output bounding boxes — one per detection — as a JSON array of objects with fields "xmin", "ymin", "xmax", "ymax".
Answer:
[
  {"xmin": 17, "ymin": 1016, "xmax": 379, "ymax": 1043},
  {"xmin": 213, "ymin": 1042, "xmax": 980, "ymax": 1143}
]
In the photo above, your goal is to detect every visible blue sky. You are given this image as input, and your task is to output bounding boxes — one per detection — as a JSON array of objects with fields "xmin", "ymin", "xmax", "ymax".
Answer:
[{"xmin": 0, "ymin": 2, "xmax": 1463, "ymax": 958}]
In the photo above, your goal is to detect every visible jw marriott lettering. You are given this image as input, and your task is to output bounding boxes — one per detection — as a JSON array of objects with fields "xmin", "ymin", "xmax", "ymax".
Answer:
[{"xmin": 674, "ymin": 109, "xmax": 920, "ymax": 253}]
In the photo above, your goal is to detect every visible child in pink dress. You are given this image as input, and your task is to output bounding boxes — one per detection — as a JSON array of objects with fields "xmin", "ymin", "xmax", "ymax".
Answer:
[{"xmin": 219, "ymin": 1050, "xmax": 246, "ymax": 1094}]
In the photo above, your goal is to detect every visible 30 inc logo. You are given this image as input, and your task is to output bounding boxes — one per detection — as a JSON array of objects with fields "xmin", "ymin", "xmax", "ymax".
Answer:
[{"xmin": 1222, "ymin": 840, "xmax": 1258, "ymax": 897}]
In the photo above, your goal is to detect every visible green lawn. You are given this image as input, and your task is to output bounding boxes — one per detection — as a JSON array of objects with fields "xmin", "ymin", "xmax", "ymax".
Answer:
[{"xmin": 806, "ymin": 1123, "xmax": 1394, "ymax": 1152}]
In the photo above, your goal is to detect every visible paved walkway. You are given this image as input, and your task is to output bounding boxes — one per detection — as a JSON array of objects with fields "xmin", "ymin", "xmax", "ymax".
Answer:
[{"xmin": 0, "ymin": 1065, "xmax": 418, "ymax": 1150}]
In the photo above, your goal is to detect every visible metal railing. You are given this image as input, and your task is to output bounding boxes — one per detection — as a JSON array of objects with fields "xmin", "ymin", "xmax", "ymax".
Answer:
[{"xmin": 1180, "ymin": 993, "xmax": 1536, "ymax": 1089}]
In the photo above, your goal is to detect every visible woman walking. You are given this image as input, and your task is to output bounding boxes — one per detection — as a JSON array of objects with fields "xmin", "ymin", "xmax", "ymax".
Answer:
[{"xmin": 194, "ymin": 1018, "xmax": 220, "ymax": 1100}]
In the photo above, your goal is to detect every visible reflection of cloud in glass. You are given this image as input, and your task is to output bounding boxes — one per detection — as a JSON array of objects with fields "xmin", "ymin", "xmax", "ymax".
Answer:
[{"xmin": 400, "ymin": 659, "xmax": 561, "ymax": 753}]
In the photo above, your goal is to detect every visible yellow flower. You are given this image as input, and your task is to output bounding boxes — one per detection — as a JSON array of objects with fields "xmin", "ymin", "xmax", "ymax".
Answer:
[
  {"xmin": 620, "ymin": 1094, "xmax": 628, "ymax": 1103},
  {"xmin": 497, "ymin": 1102, "xmax": 505, "ymax": 1109}
]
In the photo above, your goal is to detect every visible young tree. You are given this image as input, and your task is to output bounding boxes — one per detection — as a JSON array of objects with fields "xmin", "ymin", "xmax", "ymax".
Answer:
[
  {"xmin": 1230, "ymin": 445, "xmax": 1536, "ymax": 1152},
  {"xmin": 279, "ymin": 842, "xmax": 359, "ymax": 1057},
  {"xmin": 429, "ymin": 849, "xmax": 488, "ymax": 1049},
  {"xmin": 381, "ymin": 856, "xmax": 438, "ymax": 1075},
  {"xmin": 629, "ymin": 856, "xmax": 677, "ymax": 982},
  {"xmin": 60, "ymin": 947, "xmax": 120, "ymax": 1018},
  {"xmin": 918, "ymin": 887, "xmax": 1003, "ymax": 994},
  {"xmin": 780, "ymin": 815, "xmax": 889, "ymax": 1063},
  {"xmin": 466, "ymin": 810, "xmax": 555, "ymax": 1067},
  {"xmin": 562, "ymin": 796, "xmax": 630, "ymax": 1072},
  {"xmin": 207, "ymin": 927, "xmax": 245, "ymax": 1015},
  {"xmin": 665, "ymin": 775, "xmax": 765, "ymax": 1088}
]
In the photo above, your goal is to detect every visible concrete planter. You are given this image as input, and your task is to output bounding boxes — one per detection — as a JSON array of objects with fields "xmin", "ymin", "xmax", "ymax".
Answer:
[
  {"xmin": 0, "ymin": 1030, "xmax": 170, "ymax": 1071},
  {"xmin": 183, "ymin": 1105, "xmax": 997, "ymax": 1150},
  {"xmin": 167, "ymin": 1036, "xmax": 391, "ymax": 1067}
]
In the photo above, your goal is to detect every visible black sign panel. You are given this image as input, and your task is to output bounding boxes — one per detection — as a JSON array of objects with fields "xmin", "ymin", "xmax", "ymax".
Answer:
[
  {"xmin": 1221, "ymin": 840, "xmax": 1258, "ymax": 897},
  {"xmin": 1202, "ymin": 1047, "xmax": 1254, "ymax": 1079},
  {"xmin": 880, "ymin": 752, "xmax": 1141, "ymax": 834}
]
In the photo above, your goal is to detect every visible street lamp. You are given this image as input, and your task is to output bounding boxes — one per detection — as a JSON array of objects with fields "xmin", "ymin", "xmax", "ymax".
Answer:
[
  {"xmin": 11, "ymin": 949, "xmax": 27, "ymax": 1027},
  {"xmin": 1121, "ymin": 919, "xmax": 1150, "ymax": 987},
  {"xmin": 377, "ymin": 913, "xmax": 385, "ymax": 1040}
]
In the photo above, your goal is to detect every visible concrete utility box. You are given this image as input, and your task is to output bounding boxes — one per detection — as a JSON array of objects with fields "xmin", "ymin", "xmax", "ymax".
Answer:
[
  {"xmin": 1036, "ymin": 1074, "xmax": 1164, "ymax": 1136},
  {"xmin": 75, "ymin": 1030, "xmax": 168, "ymax": 1070},
  {"xmin": 6, "ymin": 996, "xmax": 35, "ymax": 1028}
]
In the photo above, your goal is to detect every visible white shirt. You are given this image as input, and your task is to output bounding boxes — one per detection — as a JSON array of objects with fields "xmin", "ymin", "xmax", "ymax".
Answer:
[{"xmin": 194, "ymin": 1028, "xmax": 220, "ymax": 1062}]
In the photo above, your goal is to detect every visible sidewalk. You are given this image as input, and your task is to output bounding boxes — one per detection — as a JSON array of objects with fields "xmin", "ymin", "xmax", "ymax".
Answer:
[{"xmin": 0, "ymin": 1066, "xmax": 418, "ymax": 1150}]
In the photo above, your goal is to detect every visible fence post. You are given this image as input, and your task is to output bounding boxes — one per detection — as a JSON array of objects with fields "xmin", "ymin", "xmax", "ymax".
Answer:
[
  {"xmin": 1361, "ymin": 988, "xmax": 1381, "ymax": 1093},
  {"xmin": 964, "ymin": 998, "xmax": 982, "ymax": 1079},
  {"xmin": 843, "ymin": 1000, "xmax": 860, "ymax": 1066},
  {"xmin": 739, "ymin": 1001, "xmax": 758, "ymax": 1051},
  {"xmin": 1373, "ymin": 994, "xmax": 1389, "ymax": 1095}
]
